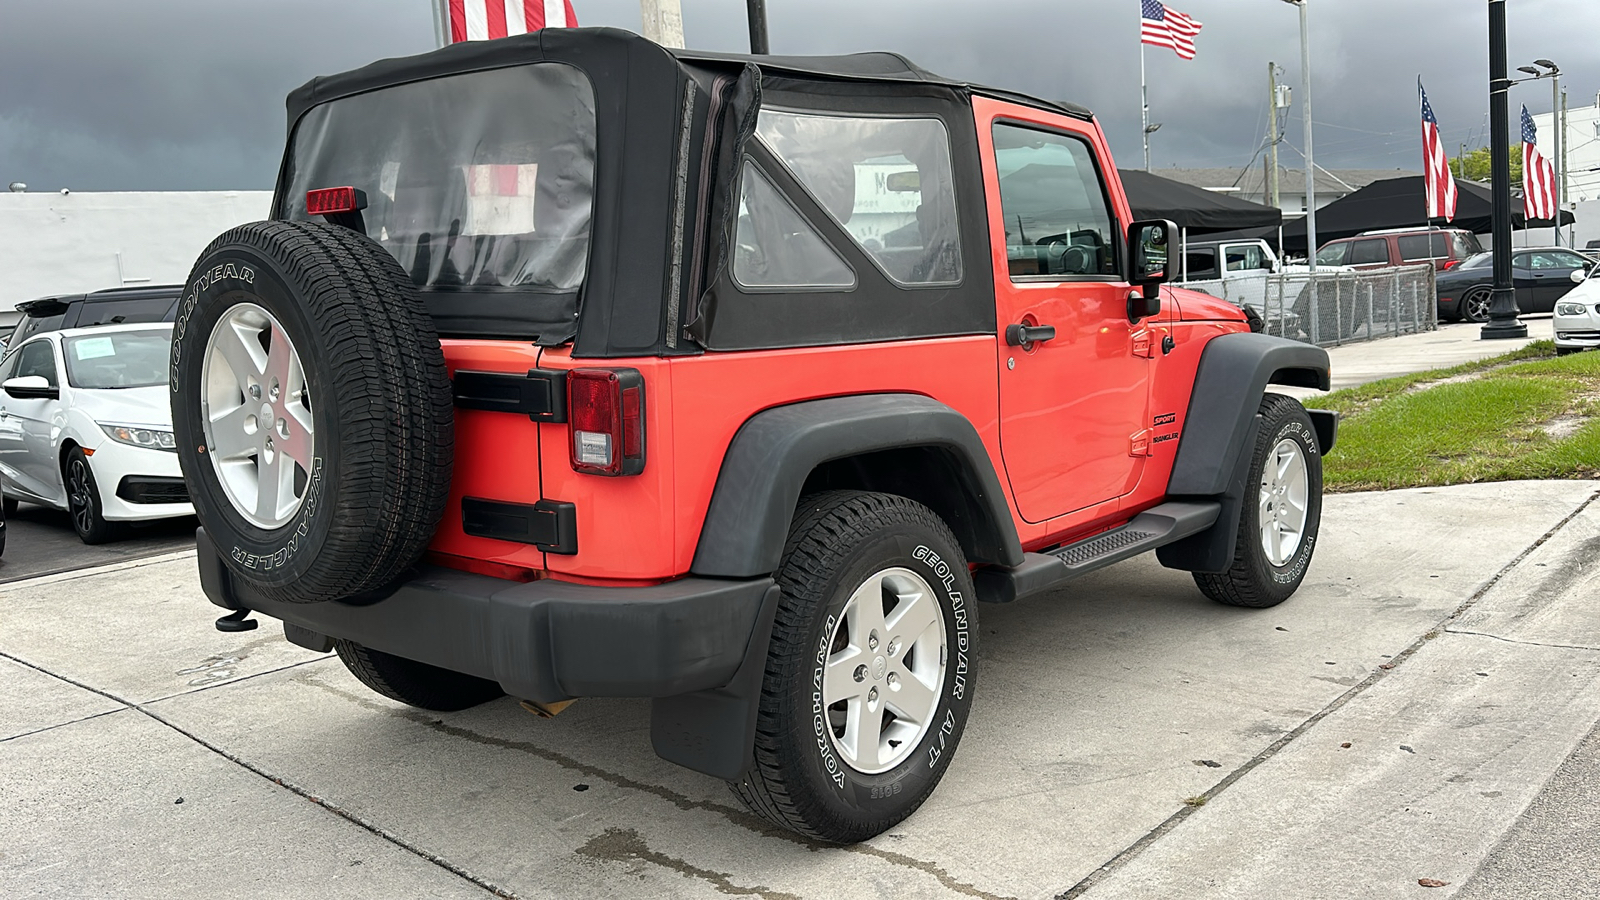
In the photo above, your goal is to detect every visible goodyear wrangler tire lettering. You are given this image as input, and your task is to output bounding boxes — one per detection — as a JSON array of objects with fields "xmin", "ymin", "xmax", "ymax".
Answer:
[
  {"xmin": 1193, "ymin": 393, "xmax": 1323, "ymax": 608},
  {"xmin": 170, "ymin": 221, "xmax": 453, "ymax": 604},
  {"xmin": 731, "ymin": 491, "xmax": 978, "ymax": 843}
]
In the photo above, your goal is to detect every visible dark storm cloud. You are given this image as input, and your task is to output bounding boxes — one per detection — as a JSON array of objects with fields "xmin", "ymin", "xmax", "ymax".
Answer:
[{"xmin": 2, "ymin": 0, "xmax": 1596, "ymax": 191}]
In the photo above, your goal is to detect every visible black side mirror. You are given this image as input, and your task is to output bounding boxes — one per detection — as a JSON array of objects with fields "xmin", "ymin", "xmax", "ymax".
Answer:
[{"xmin": 1127, "ymin": 218, "xmax": 1175, "ymax": 321}]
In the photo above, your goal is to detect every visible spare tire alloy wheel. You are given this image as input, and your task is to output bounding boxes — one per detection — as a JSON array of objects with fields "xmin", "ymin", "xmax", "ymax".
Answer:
[
  {"xmin": 733, "ymin": 491, "xmax": 977, "ymax": 843},
  {"xmin": 171, "ymin": 221, "xmax": 453, "ymax": 604},
  {"xmin": 202, "ymin": 303, "xmax": 314, "ymax": 529}
]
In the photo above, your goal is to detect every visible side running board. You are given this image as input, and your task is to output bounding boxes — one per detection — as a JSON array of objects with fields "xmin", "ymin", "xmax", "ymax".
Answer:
[{"xmin": 974, "ymin": 501, "xmax": 1221, "ymax": 604}]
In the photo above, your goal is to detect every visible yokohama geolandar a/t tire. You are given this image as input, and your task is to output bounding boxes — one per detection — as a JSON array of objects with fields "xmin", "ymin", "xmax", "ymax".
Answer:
[
  {"xmin": 732, "ymin": 491, "xmax": 978, "ymax": 843},
  {"xmin": 170, "ymin": 221, "xmax": 453, "ymax": 603},
  {"xmin": 1194, "ymin": 393, "xmax": 1323, "ymax": 608}
]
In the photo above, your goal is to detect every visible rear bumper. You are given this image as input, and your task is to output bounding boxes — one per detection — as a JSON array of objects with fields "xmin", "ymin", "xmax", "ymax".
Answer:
[{"xmin": 196, "ymin": 528, "xmax": 777, "ymax": 705}]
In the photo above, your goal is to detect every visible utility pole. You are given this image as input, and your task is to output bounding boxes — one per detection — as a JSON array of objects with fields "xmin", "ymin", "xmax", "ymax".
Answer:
[
  {"xmin": 1483, "ymin": 0, "xmax": 1527, "ymax": 339},
  {"xmin": 640, "ymin": 0, "xmax": 685, "ymax": 48},
  {"xmin": 1267, "ymin": 62, "xmax": 1280, "ymax": 210}
]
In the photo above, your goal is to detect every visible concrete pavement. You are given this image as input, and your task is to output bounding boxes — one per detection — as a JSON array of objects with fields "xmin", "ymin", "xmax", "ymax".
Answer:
[{"xmin": 3, "ymin": 479, "xmax": 1597, "ymax": 899}]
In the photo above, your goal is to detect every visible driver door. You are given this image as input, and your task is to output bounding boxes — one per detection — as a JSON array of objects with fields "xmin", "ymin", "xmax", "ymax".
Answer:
[
  {"xmin": 979, "ymin": 102, "xmax": 1149, "ymax": 524},
  {"xmin": 0, "ymin": 339, "xmax": 65, "ymax": 505}
]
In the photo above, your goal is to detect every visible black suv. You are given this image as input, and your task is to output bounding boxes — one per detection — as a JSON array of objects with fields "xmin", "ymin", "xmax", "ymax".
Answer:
[{"xmin": 4, "ymin": 285, "xmax": 183, "ymax": 356}]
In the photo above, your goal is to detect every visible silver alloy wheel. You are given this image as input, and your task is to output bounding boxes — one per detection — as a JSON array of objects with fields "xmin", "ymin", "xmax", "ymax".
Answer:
[
  {"xmin": 200, "ymin": 303, "xmax": 315, "ymax": 529},
  {"xmin": 1259, "ymin": 437, "xmax": 1310, "ymax": 567},
  {"xmin": 821, "ymin": 566, "xmax": 948, "ymax": 775}
]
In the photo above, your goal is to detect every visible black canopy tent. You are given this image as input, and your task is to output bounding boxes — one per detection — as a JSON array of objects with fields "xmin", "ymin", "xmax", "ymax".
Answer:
[
  {"xmin": 1118, "ymin": 169, "xmax": 1283, "ymax": 235},
  {"xmin": 1280, "ymin": 175, "xmax": 1575, "ymax": 254}
]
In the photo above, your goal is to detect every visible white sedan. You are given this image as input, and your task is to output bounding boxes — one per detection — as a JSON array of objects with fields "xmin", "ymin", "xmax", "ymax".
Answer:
[
  {"xmin": 0, "ymin": 324, "xmax": 193, "ymax": 543},
  {"xmin": 1555, "ymin": 266, "xmax": 1600, "ymax": 355}
]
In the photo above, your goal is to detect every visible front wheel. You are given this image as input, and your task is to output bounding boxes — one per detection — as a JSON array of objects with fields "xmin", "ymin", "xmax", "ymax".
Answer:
[
  {"xmin": 1194, "ymin": 393, "xmax": 1323, "ymax": 608},
  {"xmin": 65, "ymin": 448, "xmax": 118, "ymax": 545},
  {"xmin": 731, "ymin": 491, "xmax": 977, "ymax": 843}
]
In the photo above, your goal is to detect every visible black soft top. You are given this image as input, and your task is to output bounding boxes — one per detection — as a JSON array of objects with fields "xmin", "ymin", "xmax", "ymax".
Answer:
[
  {"xmin": 278, "ymin": 29, "xmax": 1077, "ymax": 355},
  {"xmin": 284, "ymin": 29, "xmax": 1091, "ymax": 129}
]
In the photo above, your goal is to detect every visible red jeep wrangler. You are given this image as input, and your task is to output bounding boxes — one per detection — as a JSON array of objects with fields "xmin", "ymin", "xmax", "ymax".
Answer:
[{"xmin": 173, "ymin": 29, "xmax": 1335, "ymax": 843}]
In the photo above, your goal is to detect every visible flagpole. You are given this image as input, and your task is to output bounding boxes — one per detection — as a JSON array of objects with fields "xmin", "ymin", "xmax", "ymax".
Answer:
[
  {"xmin": 431, "ymin": 0, "xmax": 447, "ymax": 48},
  {"xmin": 1141, "ymin": 43, "xmax": 1151, "ymax": 171}
]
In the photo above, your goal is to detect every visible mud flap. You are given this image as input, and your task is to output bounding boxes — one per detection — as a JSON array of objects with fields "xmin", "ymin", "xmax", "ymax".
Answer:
[{"xmin": 649, "ymin": 583, "xmax": 780, "ymax": 781}]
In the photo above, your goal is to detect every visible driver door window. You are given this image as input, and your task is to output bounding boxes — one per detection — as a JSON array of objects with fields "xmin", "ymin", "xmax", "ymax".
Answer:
[
  {"xmin": 992, "ymin": 124, "xmax": 1118, "ymax": 280},
  {"xmin": 13, "ymin": 341, "xmax": 58, "ymax": 386}
]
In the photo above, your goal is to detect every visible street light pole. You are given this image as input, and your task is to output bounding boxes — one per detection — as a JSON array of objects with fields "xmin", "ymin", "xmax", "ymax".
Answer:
[
  {"xmin": 1484, "ymin": 0, "xmax": 1528, "ymax": 339},
  {"xmin": 1537, "ymin": 60, "xmax": 1563, "ymax": 246},
  {"xmin": 1282, "ymin": 0, "xmax": 1317, "ymax": 271}
]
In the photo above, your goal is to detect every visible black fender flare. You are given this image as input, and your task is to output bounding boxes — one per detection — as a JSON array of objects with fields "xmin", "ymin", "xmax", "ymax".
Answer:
[
  {"xmin": 1158, "ymin": 332, "xmax": 1332, "ymax": 573},
  {"xmin": 1167, "ymin": 332, "xmax": 1331, "ymax": 496},
  {"xmin": 690, "ymin": 394, "xmax": 1025, "ymax": 578}
]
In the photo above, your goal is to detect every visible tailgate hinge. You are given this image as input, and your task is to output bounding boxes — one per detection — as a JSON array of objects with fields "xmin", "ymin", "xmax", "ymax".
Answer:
[{"xmin": 452, "ymin": 369, "xmax": 568, "ymax": 422}]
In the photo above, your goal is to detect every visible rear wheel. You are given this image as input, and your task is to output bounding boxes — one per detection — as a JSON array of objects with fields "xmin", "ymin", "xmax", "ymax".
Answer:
[
  {"xmin": 65, "ymin": 448, "xmax": 118, "ymax": 545},
  {"xmin": 334, "ymin": 640, "xmax": 504, "ymax": 712},
  {"xmin": 1194, "ymin": 393, "xmax": 1323, "ymax": 608},
  {"xmin": 731, "ymin": 491, "xmax": 976, "ymax": 843}
]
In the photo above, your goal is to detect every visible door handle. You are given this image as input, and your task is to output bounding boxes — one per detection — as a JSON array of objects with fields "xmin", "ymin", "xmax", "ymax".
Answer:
[{"xmin": 1005, "ymin": 323, "xmax": 1057, "ymax": 346}]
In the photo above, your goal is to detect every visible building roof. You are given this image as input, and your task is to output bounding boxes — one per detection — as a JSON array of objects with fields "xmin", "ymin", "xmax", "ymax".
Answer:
[{"xmin": 1158, "ymin": 167, "xmax": 1417, "ymax": 196}]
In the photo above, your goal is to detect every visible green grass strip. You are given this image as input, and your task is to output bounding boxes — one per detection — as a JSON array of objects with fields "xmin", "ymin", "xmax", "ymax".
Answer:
[{"xmin": 1303, "ymin": 342, "xmax": 1600, "ymax": 492}]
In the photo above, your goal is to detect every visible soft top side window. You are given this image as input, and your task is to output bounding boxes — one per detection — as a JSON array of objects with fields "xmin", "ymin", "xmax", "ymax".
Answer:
[
  {"xmin": 990, "ymin": 123, "xmax": 1119, "ymax": 281},
  {"xmin": 732, "ymin": 162, "xmax": 857, "ymax": 291},
  {"xmin": 755, "ymin": 109, "xmax": 962, "ymax": 287}
]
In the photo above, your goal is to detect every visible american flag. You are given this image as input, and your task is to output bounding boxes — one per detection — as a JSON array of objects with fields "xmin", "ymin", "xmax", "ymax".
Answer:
[
  {"xmin": 1419, "ymin": 80, "xmax": 1457, "ymax": 222},
  {"xmin": 1140, "ymin": 0, "xmax": 1203, "ymax": 60},
  {"xmin": 445, "ymin": 0, "xmax": 577, "ymax": 43},
  {"xmin": 1522, "ymin": 105, "xmax": 1558, "ymax": 221}
]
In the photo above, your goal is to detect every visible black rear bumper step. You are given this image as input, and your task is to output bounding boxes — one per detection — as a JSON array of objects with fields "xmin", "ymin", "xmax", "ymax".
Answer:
[{"xmin": 974, "ymin": 501, "xmax": 1221, "ymax": 603}]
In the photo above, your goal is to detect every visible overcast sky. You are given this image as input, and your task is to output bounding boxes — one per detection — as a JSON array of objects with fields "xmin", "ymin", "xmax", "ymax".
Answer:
[{"xmin": 3, "ymin": 0, "xmax": 1597, "ymax": 192}]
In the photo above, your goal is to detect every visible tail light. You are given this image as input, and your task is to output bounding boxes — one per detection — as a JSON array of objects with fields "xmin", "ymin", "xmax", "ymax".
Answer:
[
  {"xmin": 1441, "ymin": 259, "xmax": 1460, "ymax": 271},
  {"xmin": 568, "ymin": 368, "xmax": 645, "ymax": 476}
]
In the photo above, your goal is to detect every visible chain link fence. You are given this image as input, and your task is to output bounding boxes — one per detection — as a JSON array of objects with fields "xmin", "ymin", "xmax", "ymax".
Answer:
[{"xmin": 1178, "ymin": 264, "xmax": 1438, "ymax": 347}]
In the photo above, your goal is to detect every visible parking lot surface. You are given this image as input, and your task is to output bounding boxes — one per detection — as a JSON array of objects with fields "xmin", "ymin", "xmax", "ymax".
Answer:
[
  {"xmin": 3, "ymin": 479, "xmax": 1598, "ymax": 899},
  {"xmin": 0, "ymin": 503, "xmax": 195, "ymax": 584}
]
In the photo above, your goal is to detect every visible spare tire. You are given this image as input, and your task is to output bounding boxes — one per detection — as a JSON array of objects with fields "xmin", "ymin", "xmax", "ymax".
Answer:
[{"xmin": 170, "ymin": 221, "xmax": 453, "ymax": 603}]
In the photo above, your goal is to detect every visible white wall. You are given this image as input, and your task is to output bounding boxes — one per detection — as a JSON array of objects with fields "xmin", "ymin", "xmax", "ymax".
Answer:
[{"xmin": 0, "ymin": 191, "xmax": 272, "ymax": 321}]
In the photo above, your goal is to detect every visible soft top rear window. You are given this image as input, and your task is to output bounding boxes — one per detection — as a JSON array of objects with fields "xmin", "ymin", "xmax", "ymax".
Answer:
[{"xmin": 282, "ymin": 63, "xmax": 597, "ymax": 298}]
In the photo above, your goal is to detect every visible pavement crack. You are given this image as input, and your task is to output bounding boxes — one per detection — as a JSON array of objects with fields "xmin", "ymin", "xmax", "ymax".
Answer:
[
  {"xmin": 0, "ymin": 648, "xmax": 518, "ymax": 899},
  {"xmin": 304, "ymin": 675, "xmax": 1014, "ymax": 900},
  {"xmin": 576, "ymin": 827, "xmax": 802, "ymax": 900},
  {"xmin": 1052, "ymin": 486, "xmax": 1600, "ymax": 900},
  {"xmin": 0, "ymin": 707, "xmax": 130, "ymax": 744},
  {"xmin": 1443, "ymin": 627, "xmax": 1600, "ymax": 654}
]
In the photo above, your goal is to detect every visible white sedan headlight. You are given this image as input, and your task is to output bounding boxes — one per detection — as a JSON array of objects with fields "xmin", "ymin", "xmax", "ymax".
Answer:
[
  {"xmin": 100, "ymin": 423, "xmax": 177, "ymax": 451},
  {"xmin": 1555, "ymin": 302, "xmax": 1587, "ymax": 316}
]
